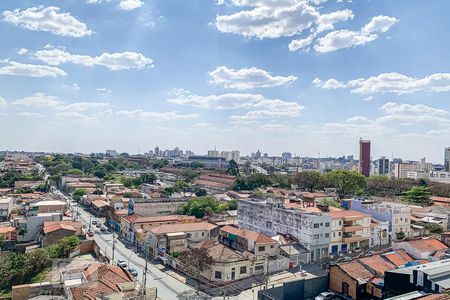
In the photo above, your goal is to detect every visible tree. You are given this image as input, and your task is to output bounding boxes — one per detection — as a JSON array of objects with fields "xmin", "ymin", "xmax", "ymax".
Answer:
[
  {"xmin": 179, "ymin": 247, "xmax": 213, "ymax": 291},
  {"xmin": 395, "ymin": 231, "xmax": 405, "ymax": 240},
  {"xmin": 0, "ymin": 235, "xmax": 4, "ymax": 250},
  {"xmin": 291, "ymin": 171, "xmax": 322, "ymax": 192},
  {"xmin": 178, "ymin": 196, "xmax": 223, "ymax": 218},
  {"xmin": 180, "ymin": 169, "xmax": 199, "ymax": 183},
  {"xmin": 174, "ymin": 180, "xmax": 190, "ymax": 196},
  {"xmin": 423, "ymin": 223, "xmax": 443, "ymax": 234},
  {"xmin": 226, "ymin": 160, "xmax": 240, "ymax": 176},
  {"xmin": 73, "ymin": 188, "xmax": 87, "ymax": 201},
  {"xmin": 139, "ymin": 173, "xmax": 156, "ymax": 184},
  {"xmin": 194, "ymin": 188, "xmax": 207, "ymax": 197},
  {"xmin": 322, "ymin": 170, "xmax": 366, "ymax": 197},
  {"xmin": 233, "ymin": 173, "xmax": 272, "ymax": 191},
  {"xmin": 123, "ymin": 192, "xmax": 133, "ymax": 198},
  {"xmin": 402, "ymin": 186, "xmax": 432, "ymax": 206},
  {"xmin": 161, "ymin": 187, "xmax": 176, "ymax": 197}
]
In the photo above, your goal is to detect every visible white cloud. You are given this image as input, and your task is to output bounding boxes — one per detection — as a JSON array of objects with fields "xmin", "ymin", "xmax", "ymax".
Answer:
[
  {"xmin": 0, "ymin": 96, "xmax": 6, "ymax": 108},
  {"xmin": 208, "ymin": 66, "xmax": 297, "ymax": 90},
  {"xmin": 0, "ymin": 61, "xmax": 66, "ymax": 77},
  {"xmin": 97, "ymin": 87, "xmax": 112, "ymax": 93},
  {"xmin": 17, "ymin": 48, "xmax": 28, "ymax": 55},
  {"xmin": 118, "ymin": 0, "xmax": 144, "ymax": 10},
  {"xmin": 3, "ymin": 6, "xmax": 92, "ymax": 37},
  {"xmin": 116, "ymin": 109, "xmax": 198, "ymax": 121},
  {"xmin": 312, "ymin": 77, "xmax": 346, "ymax": 89},
  {"xmin": 288, "ymin": 34, "xmax": 315, "ymax": 52},
  {"xmin": 316, "ymin": 9, "xmax": 354, "ymax": 33},
  {"xmin": 168, "ymin": 90, "xmax": 266, "ymax": 109},
  {"xmin": 33, "ymin": 47, "xmax": 153, "ymax": 71},
  {"xmin": 215, "ymin": 0, "xmax": 320, "ymax": 39},
  {"xmin": 363, "ymin": 95, "xmax": 373, "ymax": 101},
  {"xmin": 362, "ymin": 15, "xmax": 399, "ymax": 33},
  {"xmin": 16, "ymin": 112, "xmax": 43, "ymax": 118},
  {"xmin": 314, "ymin": 15, "xmax": 398, "ymax": 53},
  {"xmin": 315, "ymin": 72, "xmax": 450, "ymax": 95},
  {"xmin": 380, "ymin": 102, "xmax": 448, "ymax": 116},
  {"xmin": 11, "ymin": 93, "xmax": 110, "ymax": 111}
]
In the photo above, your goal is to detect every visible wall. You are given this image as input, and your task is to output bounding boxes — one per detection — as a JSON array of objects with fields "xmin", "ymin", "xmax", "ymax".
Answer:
[
  {"xmin": 132, "ymin": 200, "xmax": 187, "ymax": 217},
  {"xmin": 12, "ymin": 282, "xmax": 63, "ymax": 300},
  {"xmin": 329, "ymin": 265, "xmax": 359, "ymax": 300}
]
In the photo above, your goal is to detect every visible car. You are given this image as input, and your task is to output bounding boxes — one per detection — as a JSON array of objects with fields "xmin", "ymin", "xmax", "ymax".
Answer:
[
  {"xmin": 117, "ymin": 259, "xmax": 127, "ymax": 268},
  {"xmin": 92, "ymin": 220, "xmax": 97, "ymax": 225},
  {"xmin": 95, "ymin": 223, "xmax": 101, "ymax": 228},
  {"xmin": 315, "ymin": 292, "xmax": 336, "ymax": 300},
  {"xmin": 100, "ymin": 226, "xmax": 107, "ymax": 232},
  {"xmin": 87, "ymin": 230, "xmax": 94, "ymax": 237},
  {"xmin": 128, "ymin": 268, "xmax": 138, "ymax": 277},
  {"xmin": 82, "ymin": 224, "xmax": 86, "ymax": 228},
  {"xmin": 342, "ymin": 256, "xmax": 352, "ymax": 262}
]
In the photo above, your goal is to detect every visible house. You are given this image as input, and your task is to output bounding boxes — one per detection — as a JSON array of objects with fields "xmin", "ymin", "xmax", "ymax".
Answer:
[
  {"xmin": 0, "ymin": 226, "xmax": 16, "ymax": 241},
  {"xmin": 431, "ymin": 196, "xmax": 450, "ymax": 208},
  {"xmin": 219, "ymin": 225, "xmax": 279, "ymax": 257},
  {"xmin": 371, "ymin": 218, "xmax": 390, "ymax": 247},
  {"xmin": 383, "ymin": 250, "xmax": 414, "ymax": 267},
  {"xmin": 329, "ymin": 261, "xmax": 382, "ymax": 300},
  {"xmin": 193, "ymin": 173, "xmax": 236, "ymax": 192},
  {"xmin": 393, "ymin": 238, "xmax": 448, "ymax": 261},
  {"xmin": 15, "ymin": 212, "xmax": 62, "ymax": 242},
  {"xmin": 272, "ymin": 234, "xmax": 310, "ymax": 268},
  {"xmin": 14, "ymin": 180, "xmax": 45, "ymax": 192},
  {"xmin": 68, "ymin": 262, "xmax": 138, "ymax": 300},
  {"xmin": 0, "ymin": 197, "xmax": 13, "ymax": 221},
  {"xmin": 328, "ymin": 210, "xmax": 372, "ymax": 255},
  {"xmin": 41, "ymin": 221, "xmax": 84, "ymax": 246},
  {"xmin": 30, "ymin": 200, "xmax": 67, "ymax": 214},
  {"xmin": 128, "ymin": 197, "xmax": 189, "ymax": 217},
  {"xmin": 358, "ymin": 255, "xmax": 396, "ymax": 276},
  {"xmin": 146, "ymin": 222, "xmax": 218, "ymax": 257},
  {"xmin": 190, "ymin": 239, "xmax": 263, "ymax": 282}
]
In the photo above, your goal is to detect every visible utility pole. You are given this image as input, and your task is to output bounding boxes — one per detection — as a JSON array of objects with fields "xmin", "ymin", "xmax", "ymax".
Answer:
[
  {"xmin": 143, "ymin": 248, "xmax": 148, "ymax": 296},
  {"xmin": 89, "ymin": 215, "xmax": 92, "ymax": 230}
]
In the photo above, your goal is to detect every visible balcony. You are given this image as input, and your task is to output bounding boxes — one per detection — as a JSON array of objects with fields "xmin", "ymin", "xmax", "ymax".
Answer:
[
  {"xmin": 343, "ymin": 235, "xmax": 366, "ymax": 243},
  {"xmin": 343, "ymin": 225, "xmax": 363, "ymax": 233}
]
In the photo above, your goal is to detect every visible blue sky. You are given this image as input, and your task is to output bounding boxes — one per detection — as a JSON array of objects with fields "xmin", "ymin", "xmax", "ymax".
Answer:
[{"xmin": 0, "ymin": 0, "xmax": 450, "ymax": 162}]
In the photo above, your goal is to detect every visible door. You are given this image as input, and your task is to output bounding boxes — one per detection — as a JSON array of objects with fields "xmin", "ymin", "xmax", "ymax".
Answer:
[
  {"xmin": 331, "ymin": 245, "xmax": 338, "ymax": 255},
  {"xmin": 341, "ymin": 244, "xmax": 347, "ymax": 253},
  {"xmin": 231, "ymin": 271, "xmax": 235, "ymax": 280},
  {"xmin": 342, "ymin": 282, "xmax": 349, "ymax": 296}
]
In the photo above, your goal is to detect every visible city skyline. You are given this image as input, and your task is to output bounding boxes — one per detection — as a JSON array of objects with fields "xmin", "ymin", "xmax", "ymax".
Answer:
[{"xmin": 1, "ymin": 1, "xmax": 450, "ymax": 161}]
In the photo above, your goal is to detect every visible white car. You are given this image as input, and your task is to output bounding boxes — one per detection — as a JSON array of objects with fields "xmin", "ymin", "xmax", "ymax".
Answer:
[
  {"xmin": 315, "ymin": 292, "xmax": 336, "ymax": 300},
  {"xmin": 117, "ymin": 259, "xmax": 127, "ymax": 268}
]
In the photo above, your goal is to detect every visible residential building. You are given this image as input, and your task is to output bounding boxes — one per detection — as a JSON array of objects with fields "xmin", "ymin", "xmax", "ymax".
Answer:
[
  {"xmin": 329, "ymin": 210, "xmax": 371, "ymax": 255},
  {"xmin": 105, "ymin": 149, "xmax": 119, "ymax": 157},
  {"xmin": 15, "ymin": 212, "xmax": 62, "ymax": 242},
  {"xmin": 359, "ymin": 139, "xmax": 371, "ymax": 177},
  {"xmin": 0, "ymin": 226, "xmax": 16, "ymax": 242},
  {"xmin": 370, "ymin": 218, "xmax": 390, "ymax": 247},
  {"xmin": 0, "ymin": 197, "xmax": 13, "ymax": 221},
  {"xmin": 219, "ymin": 225, "xmax": 279, "ymax": 257},
  {"xmin": 193, "ymin": 173, "xmax": 236, "ymax": 193},
  {"xmin": 146, "ymin": 222, "xmax": 219, "ymax": 257},
  {"xmin": 351, "ymin": 200, "xmax": 411, "ymax": 241},
  {"xmin": 30, "ymin": 200, "xmax": 67, "ymax": 214},
  {"xmin": 220, "ymin": 150, "xmax": 240, "ymax": 162},
  {"xmin": 41, "ymin": 221, "xmax": 84, "ymax": 246},
  {"xmin": 190, "ymin": 239, "xmax": 263, "ymax": 282},
  {"xmin": 429, "ymin": 171, "xmax": 450, "ymax": 184},
  {"xmin": 392, "ymin": 238, "xmax": 448, "ymax": 261},
  {"xmin": 207, "ymin": 150, "xmax": 220, "ymax": 157},
  {"xmin": 68, "ymin": 262, "xmax": 138, "ymax": 300},
  {"xmin": 237, "ymin": 198, "xmax": 332, "ymax": 261}
]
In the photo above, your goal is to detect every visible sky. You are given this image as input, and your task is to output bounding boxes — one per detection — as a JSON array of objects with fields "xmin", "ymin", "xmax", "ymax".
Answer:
[{"xmin": 0, "ymin": 0, "xmax": 450, "ymax": 163}]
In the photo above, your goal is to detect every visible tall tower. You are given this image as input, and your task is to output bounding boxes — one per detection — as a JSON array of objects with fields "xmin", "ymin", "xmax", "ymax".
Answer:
[
  {"xmin": 445, "ymin": 147, "xmax": 450, "ymax": 172},
  {"xmin": 359, "ymin": 139, "xmax": 371, "ymax": 177}
]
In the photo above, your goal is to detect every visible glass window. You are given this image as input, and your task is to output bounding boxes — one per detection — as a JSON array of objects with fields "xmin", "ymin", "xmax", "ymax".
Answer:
[
  {"xmin": 325, "ymin": 222, "xmax": 330, "ymax": 227},
  {"xmin": 240, "ymin": 266, "xmax": 247, "ymax": 274},
  {"xmin": 258, "ymin": 246, "xmax": 265, "ymax": 251},
  {"xmin": 325, "ymin": 233, "xmax": 329, "ymax": 238},
  {"xmin": 314, "ymin": 223, "xmax": 319, "ymax": 228},
  {"xmin": 215, "ymin": 271, "xmax": 222, "ymax": 279}
]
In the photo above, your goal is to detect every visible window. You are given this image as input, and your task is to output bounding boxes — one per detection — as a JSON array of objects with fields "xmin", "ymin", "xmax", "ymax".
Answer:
[
  {"xmin": 215, "ymin": 271, "xmax": 222, "ymax": 279},
  {"xmin": 202, "ymin": 232, "xmax": 204, "ymax": 236},
  {"xmin": 258, "ymin": 246, "xmax": 266, "ymax": 251},
  {"xmin": 400, "ymin": 217, "xmax": 403, "ymax": 221},
  {"xmin": 320, "ymin": 223, "xmax": 323, "ymax": 226},
  {"xmin": 325, "ymin": 222, "xmax": 330, "ymax": 227},
  {"xmin": 339, "ymin": 221, "xmax": 342, "ymax": 226},
  {"xmin": 314, "ymin": 223, "xmax": 319, "ymax": 228},
  {"xmin": 333, "ymin": 232, "xmax": 336, "ymax": 237},
  {"xmin": 339, "ymin": 232, "xmax": 341, "ymax": 237},
  {"xmin": 266, "ymin": 221, "xmax": 272, "ymax": 229},
  {"xmin": 240, "ymin": 266, "xmax": 247, "ymax": 274},
  {"xmin": 405, "ymin": 218, "xmax": 408, "ymax": 222},
  {"xmin": 270, "ymin": 245, "xmax": 274, "ymax": 248},
  {"xmin": 186, "ymin": 233, "xmax": 192, "ymax": 238},
  {"xmin": 325, "ymin": 233, "xmax": 329, "ymax": 238},
  {"xmin": 395, "ymin": 219, "xmax": 398, "ymax": 224},
  {"xmin": 313, "ymin": 234, "xmax": 319, "ymax": 239}
]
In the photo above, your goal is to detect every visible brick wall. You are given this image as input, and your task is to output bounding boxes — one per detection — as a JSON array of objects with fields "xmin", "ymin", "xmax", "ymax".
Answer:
[{"xmin": 329, "ymin": 265, "xmax": 358, "ymax": 300}]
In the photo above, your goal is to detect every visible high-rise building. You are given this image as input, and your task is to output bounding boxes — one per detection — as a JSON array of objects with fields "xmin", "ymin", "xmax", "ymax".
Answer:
[
  {"xmin": 255, "ymin": 150, "xmax": 262, "ymax": 160},
  {"xmin": 377, "ymin": 156, "xmax": 389, "ymax": 175},
  {"xmin": 207, "ymin": 150, "xmax": 220, "ymax": 157},
  {"xmin": 359, "ymin": 139, "xmax": 371, "ymax": 177},
  {"xmin": 154, "ymin": 146, "xmax": 160, "ymax": 157},
  {"xmin": 281, "ymin": 152, "xmax": 292, "ymax": 163},
  {"xmin": 445, "ymin": 147, "xmax": 450, "ymax": 172}
]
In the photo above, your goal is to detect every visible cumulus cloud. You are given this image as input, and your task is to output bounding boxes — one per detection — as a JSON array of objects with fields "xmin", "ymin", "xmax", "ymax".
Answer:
[
  {"xmin": 0, "ymin": 96, "xmax": 7, "ymax": 108},
  {"xmin": 116, "ymin": 109, "xmax": 198, "ymax": 121},
  {"xmin": 0, "ymin": 61, "xmax": 66, "ymax": 77},
  {"xmin": 215, "ymin": 0, "xmax": 320, "ymax": 39},
  {"xmin": 118, "ymin": 0, "xmax": 144, "ymax": 10},
  {"xmin": 316, "ymin": 9, "xmax": 354, "ymax": 33},
  {"xmin": 11, "ymin": 93, "xmax": 110, "ymax": 111},
  {"xmin": 16, "ymin": 112, "xmax": 43, "ymax": 118},
  {"xmin": 3, "ymin": 6, "xmax": 92, "ymax": 37},
  {"xmin": 32, "ymin": 47, "xmax": 153, "ymax": 70},
  {"xmin": 208, "ymin": 66, "xmax": 297, "ymax": 90},
  {"xmin": 312, "ymin": 77, "xmax": 346, "ymax": 89},
  {"xmin": 288, "ymin": 34, "xmax": 315, "ymax": 52},
  {"xmin": 314, "ymin": 15, "xmax": 398, "ymax": 53},
  {"xmin": 314, "ymin": 72, "xmax": 450, "ymax": 95},
  {"xmin": 380, "ymin": 102, "xmax": 449, "ymax": 116}
]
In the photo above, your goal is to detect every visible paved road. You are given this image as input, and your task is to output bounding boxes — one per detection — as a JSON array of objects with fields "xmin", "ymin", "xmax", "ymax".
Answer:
[{"xmin": 63, "ymin": 195, "xmax": 196, "ymax": 300}]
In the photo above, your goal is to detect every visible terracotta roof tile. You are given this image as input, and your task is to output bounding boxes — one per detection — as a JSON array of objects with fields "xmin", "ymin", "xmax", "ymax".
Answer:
[
  {"xmin": 359, "ymin": 255, "xmax": 396, "ymax": 275},
  {"xmin": 221, "ymin": 226, "xmax": 277, "ymax": 245},
  {"xmin": 338, "ymin": 261, "xmax": 374, "ymax": 283},
  {"xmin": 149, "ymin": 222, "xmax": 217, "ymax": 234},
  {"xmin": 396, "ymin": 249, "xmax": 414, "ymax": 262},
  {"xmin": 43, "ymin": 223, "xmax": 76, "ymax": 234},
  {"xmin": 192, "ymin": 240, "xmax": 247, "ymax": 262},
  {"xmin": 419, "ymin": 294, "xmax": 450, "ymax": 300},
  {"xmin": 0, "ymin": 227, "xmax": 15, "ymax": 234},
  {"xmin": 329, "ymin": 210, "xmax": 370, "ymax": 219},
  {"xmin": 423, "ymin": 238, "xmax": 448, "ymax": 251},
  {"xmin": 383, "ymin": 252, "xmax": 408, "ymax": 267},
  {"xmin": 44, "ymin": 221, "xmax": 82, "ymax": 235}
]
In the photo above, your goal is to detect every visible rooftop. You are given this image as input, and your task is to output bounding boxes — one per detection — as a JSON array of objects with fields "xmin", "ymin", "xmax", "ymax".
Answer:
[
  {"xmin": 221, "ymin": 225, "xmax": 277, "ymax": 245},
  {"xmin": 192, "ymin": 239, "xmax": 249, "ymax": 262},
  {"xmin": 149, "ymin": 222, "xmax": 217, "ymax": 234},
  {"xmin": 359, "ymin": 255, "xmax": 396, "ymax": 275}
]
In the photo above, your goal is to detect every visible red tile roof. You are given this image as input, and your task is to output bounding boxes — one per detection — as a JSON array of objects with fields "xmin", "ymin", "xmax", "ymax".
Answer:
[
  {"xmin": 192, "ymin": 240, "xmax": 249, "ymax": 262},
  {"xmin": 329, "ymin": 210, "xmax": 370, "ymax": 219},
  {"xmin": 383, "ymin": 252, "xmax": 409, "ymax": 267},
  {"xmin": 405, "ymin": 238, "xmax": 448, "ymax": 253},
  {"xmin": 0, "ymin": 227, "xmax": 15, "ymax": 234},
  {"xmin": 396, "ymin": 249, "xmax": 414, "ymax": 262},
  {"xmin": 338, "ymin": 261, "xmax": 374, "ymax": 283},
  {"xmin": 149, "ymin": 222, "xmax": 217, "ymax": 234},
  {"xmin": 359, "ymin": 255, "xmax": 396, "ymax": 275},
  {"xmin": 221, "ymin": 226, "xmax": 277, "ymax": 245},
  {"xmin": 43, "ymin": 223, "xmax": 77, "ymax": 234},
  {"xmin": 123, "ymin": 214, "xmax": 141, "ymax": 222},
  {"xmin": 423, "ymin": 238, "xmax": 448, "ymax": 250},
  {"xmin": 44, "ymin": 221, "xmax": 82, "ymax": 235}
]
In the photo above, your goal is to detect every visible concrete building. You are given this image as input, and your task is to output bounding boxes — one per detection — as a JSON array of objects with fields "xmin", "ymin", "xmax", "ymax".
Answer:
[
  {"xmin": 15, "ymin": 212, "xmax": 62, "ymax": 242},
  {"xmin": 445, "ymin": 147, "xmax": 450, "ymax": 172},
  {"xmin": 359, "ymin": 139, "xmax": 371, "ymax": 177},
  {"xmin": 0, "ymin": 197, "xmax": 13, "ymax": 221},
  {"xmin": 377, "ymin": 157, "xmax": 390, "ymax": 175},
  {"xmin": 237, "ymin": 198, "xmax": 331, "ymax": 261},
  {"xmin": 329, "ymin": 210, "xmax": 371, "ymax": 255},
  {"xmin": 208, "ymin": 150, "xmax": 220, "ymax": 158},
  {"xmin": 370, "ymin": 218, "xmax": 390, "ymax": 247},
  {"xmin": 351, "ymin": 199, "xmax": 411, "ymax": 241},
  {"xmin": 185, "ymin": 156, "xmax": 226, "ymax": 168},
  {"xmin": 429, "ymin": 171, "xmax": 450, "ymax": 184},
  {"xmin": 30, "ymin": 200, "xmax": 67, "ymax": 214},
  {"xmin": 128, "ymin": 197, "xmax": 188, "ymax": 217}
]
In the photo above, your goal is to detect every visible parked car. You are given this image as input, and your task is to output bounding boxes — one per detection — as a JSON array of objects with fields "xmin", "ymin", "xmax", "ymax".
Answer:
[
  {"xmin": 100, "ymin": 225, "xmax": 107, "ymax": 232},
  {"xmin": 128, "ymin": 268, "xmax": 138, "ymax": 277},
  {"xmin": 315, "ymin": 292, "xmax": 336, "ymax": 300},
  {"xmin": 95, "ymin": 223, "xmax": 101, "ymax": 228},
  {"xmin": 117, "ymin": 259, "xmax": 127, "ymax": 268},
  {"xmin": 92, "ymin": 220, "xmax": 97, "ymax": 225},
  {"xmin": 87, "ymin": 229, "xmax": 94, "ymax": 237}
]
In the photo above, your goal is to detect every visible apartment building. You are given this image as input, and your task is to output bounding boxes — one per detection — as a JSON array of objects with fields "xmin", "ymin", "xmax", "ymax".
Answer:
[
  {"xmin": 0, "ymin": 197, "xmax": 13, "ymax": 222},
  {"xmin": 351, "ymin": 200, "xmax": 411, "ymax": 241},
  {"xmin": 329, "ymin": 210, "xmax": 371, "ymax": 255},
  {"xmin": 237, "ymin": 198, "xmax": 331, "ymax": 261},
  {"xmin": 128, "ymin": 197, "xmax": 189, "ymax": 217}
]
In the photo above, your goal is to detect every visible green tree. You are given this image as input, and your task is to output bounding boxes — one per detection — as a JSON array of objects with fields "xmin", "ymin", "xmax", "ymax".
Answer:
[
  {"xmin": 178, "ymin": 196, "xmax": 224, "ymax": 218},
  {"xmin": 322, "ymin": 170, "xmax": 366, "ymax": 197},
  {"xmin": 291, "ymin": 171, "xmax": 322, "ymax": 192},
  {"xmin": 180, "ymin": 169, "xmax": 199, "ymax": 183},
  {"xmin": 423, "ymin": 223, "xmax": 443, "ymax": 234},
  {"xmin": 174, "ymin": 180, "xmax": 190, "ymax": 195},
  {"xmin": 402, "ymin": 186, "xmax": 432, "ymax": 206},
  {"xmin": 73, "ymin": 188, "xmax": 87, "ymax": 201},
  {"xmin": 139, "ymin": 173, "xmax": 156, "ymax": 184},
  {"xmin": 233, "ymin": 173, "xmax": 272, "ymax": 191},
  {"xmin": 395, "ymin": 231, "xmax": 406, "ymax": 240},
  {"xmin": 162, "ymin": 187, "xmax": 176, "ymax": 197},
  {"xmin": 226, "ymin": 160, "xmax": 240, "ymax": 176},
  {"xmin": 194, "ymin": 188, "xmax": 207, "ymax": 197}
]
